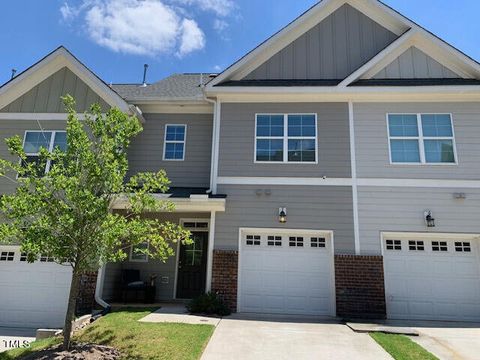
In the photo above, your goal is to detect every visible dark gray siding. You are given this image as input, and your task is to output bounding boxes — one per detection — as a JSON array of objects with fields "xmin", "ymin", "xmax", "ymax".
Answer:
[
  {"xmin": 102, "ymin": 212, "xmax": 211, "ymax": 301},
  {"xmin": 358, "ymin": 187, "xmax": 480, "ymax": 255},
  {"xmin": 354, "ymin": 102, "xmax": 480, "ymax": 180},
  {"xmin": 219, "ymin": 102, "xmax": 351, "ymax": 178},
  {"xmin": 1, "ymin": 67, "xmax": 110, "ymax": 113},
  {"xmin": 0, "ymin": 120, "xmax": 67, "ymax": 194},
  {"xmin": 373, "ymin": 47, "xmax": 459, "ymax": 79},
  {"xmin": 215, "ymin": 185, "xmax": 355, "ymax": 254},
  {"xmin": 244, "ymin": 4, "xmax": 397, "ymax": 80},
  {"xmin": 127, "ymin": 113, "xmax": 212, "ymax": 188}
]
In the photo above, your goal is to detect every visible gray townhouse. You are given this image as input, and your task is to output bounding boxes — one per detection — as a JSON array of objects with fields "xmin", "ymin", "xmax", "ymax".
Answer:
[{"xmin": 1, "ymin": 0, "xmax": 480, "ymax": 329}]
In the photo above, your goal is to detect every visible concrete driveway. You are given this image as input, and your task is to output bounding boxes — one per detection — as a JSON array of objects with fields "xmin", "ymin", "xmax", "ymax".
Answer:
[
  {"xmin": 0, "ymin": 327, "xmax": 36, "ymax": 353},
  {"xmin": 201, "ymin": 314, "xmax": 391, "ymax": 360},
  {"xmin": 394, "ymin": 320, "xmax": 480, "ymax": 360}
]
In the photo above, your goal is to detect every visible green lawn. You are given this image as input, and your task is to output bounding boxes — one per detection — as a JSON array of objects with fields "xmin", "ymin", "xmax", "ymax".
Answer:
[
  {"xmin": 0, "ymin": 308, "xmax": 214, "ymax": 360},
  {"xmin": 370, "ymin": 332, "xmax": 438, "ymax": 360}
]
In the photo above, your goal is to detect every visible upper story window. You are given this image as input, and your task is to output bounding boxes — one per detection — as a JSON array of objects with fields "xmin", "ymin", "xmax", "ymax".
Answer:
[
  {"xmin": 23, "ymin": 131, "xmax": 67, "ymax": 174},
  {"xmin": 163, "ymin": 125, "xmax": 186, "ymax": 161},
  {"xmin": 387, "ymin": 114, "xmax": 456, "ymax": 165},
  {"xmin": 255, "ymin": 114, "xmax": 317, "ymax": 163}
]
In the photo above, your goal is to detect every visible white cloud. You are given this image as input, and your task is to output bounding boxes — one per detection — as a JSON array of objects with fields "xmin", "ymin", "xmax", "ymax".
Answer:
[
  {"xmin": 213, "ymin": 19, "xmax": 228, "ymax": 32},
  {"xmin": 178, "ymin": 19, "xmax": 206, "ymax": 56},
  {"xmin": 171, "ymin": 0, "xmax": 235, "ymax": 17},
  {"xmin": 60, "ymin": 0, "xmax": 208, "ymax": 57}
]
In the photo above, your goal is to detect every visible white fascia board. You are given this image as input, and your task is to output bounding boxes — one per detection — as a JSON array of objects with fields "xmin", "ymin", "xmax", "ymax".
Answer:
[
  {"xmin": 381, "ymin": 232, "xmax": 480, "ymax": 241},
  {"xmin": 338, "ymin": 29, "xmax": 417, "ymax": 87},
  {"xmin": 0, "ymin": 47, "xmax": 130, "ymax": 113},
  {"xmin": 357, "ymin": 178, "xmax": 480, "ymax": 189},
  {"xmin": 217, "ymin": 177, "xmax": 353, "ymax": 186}
]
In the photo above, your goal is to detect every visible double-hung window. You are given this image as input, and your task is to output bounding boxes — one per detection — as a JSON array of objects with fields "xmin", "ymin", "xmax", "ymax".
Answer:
[
  {"xmin": 255, "ymin": 114, "xmax": 317, "ymax": 163},
  {"xmin": 22, "ymin": 131, "xmax": 67, "ymax": 174},
  {"xmin": 388, "ymin": 114, "xmax": 456, "ymax": 164},
  {"xmin": 163, "ymin": 125, "xmax": 186, "ymax": 161}
]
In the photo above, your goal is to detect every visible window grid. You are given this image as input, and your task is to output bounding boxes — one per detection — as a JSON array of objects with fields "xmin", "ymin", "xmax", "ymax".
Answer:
[
  {"xmin": 386, "ymin": 240, "xmax": 402, "ymax": 251},
  {"xmin": 311, "ymin": 237, "xmax": 326, "ymax": 248},
  {"xmin": 0, "ymin": 252, "xmax": 15, "ymax": 261},
  {"xmin": 289, "ymin": 236, "xmax": 304, "ymax": 247},
  {"xmin": 387, "ymin": 114, "xmax": 457, "ymax": 165},
  {"xmin": 267, "ymin": 236, "xmax": 282, "ymax": 247},
  {"xmin": 39, "ymin": 254, "xmax": 55, "ymax": 263},
  {"xmin": 255, "ymin": 114, "xmax": 317, "ymax": 164},
  {"xmin": 163, "ymin": 125, "xmax": 186, "ymax": 161},
  {"xmin": 409, "ymin": 240, "xmax": 425, "ymax": 251},
  {"xmin": 246, "ymin": 235, "xmax": 261, "ymax": 246},
  {"xmin": 22, "ymin": 131, "xmax": 67, "ymax": 174},
  {"xmin": 432, "ymin": 241, "xmax": 448, "ymax": 252},
  {"xmin": 455, "ymin": 242, "xmax": 471, "ymax": 252}
]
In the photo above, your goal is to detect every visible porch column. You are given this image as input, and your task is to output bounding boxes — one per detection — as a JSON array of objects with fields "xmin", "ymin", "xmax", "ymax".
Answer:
[{"xmin": 206, "ymin": 211, "xmax": 216, "ymax": 292}]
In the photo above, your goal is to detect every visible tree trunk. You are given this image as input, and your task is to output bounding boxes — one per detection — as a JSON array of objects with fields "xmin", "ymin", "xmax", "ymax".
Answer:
[{"xmin": 63, "ymin": 267, "xmax": 81, "ymax": 350}]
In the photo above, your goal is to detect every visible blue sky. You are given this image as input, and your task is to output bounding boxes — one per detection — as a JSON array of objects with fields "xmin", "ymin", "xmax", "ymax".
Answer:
[{"xmin": 0, "ymin": 0, "xmax": 479, "ymax": 85}]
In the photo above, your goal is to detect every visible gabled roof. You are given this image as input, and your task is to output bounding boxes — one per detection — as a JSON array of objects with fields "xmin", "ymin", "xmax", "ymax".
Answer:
[
  {"xmin": 0, "ymin": 46, "xmax": 131, "ymax": 112},
  {"xmin": 206, "ymin": 0, "xmax": 480, "ymax": 90},
  {"xmin": 112, "ymin": 73, "xmax": 216, "ymax": 102}
]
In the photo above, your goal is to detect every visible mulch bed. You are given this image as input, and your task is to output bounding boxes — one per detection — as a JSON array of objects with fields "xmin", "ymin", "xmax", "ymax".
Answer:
[{"xmin": 21, "ymin": 343, "xmax": 120, "ymax": 360}]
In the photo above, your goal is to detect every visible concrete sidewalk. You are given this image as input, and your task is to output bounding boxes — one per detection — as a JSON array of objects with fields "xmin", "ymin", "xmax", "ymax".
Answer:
[{"xmin": 139, "ymin": 303, "xmax": 221, "ymax": 326}]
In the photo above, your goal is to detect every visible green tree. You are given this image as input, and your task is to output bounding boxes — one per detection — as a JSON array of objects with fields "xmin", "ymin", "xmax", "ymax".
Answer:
[{"xmin": 0, "ymin": 96, "xmax": 190, "ymax": 350}]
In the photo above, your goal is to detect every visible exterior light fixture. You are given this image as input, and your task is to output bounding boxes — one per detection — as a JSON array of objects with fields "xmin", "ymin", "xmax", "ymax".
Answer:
[
  {"xmin": 424, "ymin": 210, "xmax": 435, "ymax": 228},
  {"xmin": 279, "ymin": 208, "xmax": 287, "ymax": 223}
]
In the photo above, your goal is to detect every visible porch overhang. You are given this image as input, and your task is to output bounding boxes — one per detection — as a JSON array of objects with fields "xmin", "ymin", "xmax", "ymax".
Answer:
[{"xmin": 111, "ymin": 194, "xmax": 226, "ymax": 213}]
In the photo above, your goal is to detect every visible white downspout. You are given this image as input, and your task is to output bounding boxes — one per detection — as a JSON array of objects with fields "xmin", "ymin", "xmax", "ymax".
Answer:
[
  {"xmin": 94, "ymin": 265, "xmax": 110, "ymax": 309},
  {"xmin": 203, "ymin": 92, "xmax": 218, "ymax": 194}
]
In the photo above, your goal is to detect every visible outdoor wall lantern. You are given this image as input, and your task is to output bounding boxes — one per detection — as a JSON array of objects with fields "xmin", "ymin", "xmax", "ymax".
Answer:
[
  {"xmin": 279, "ymin": 208, "xmax": 287, "ymax": 223},
  {"xmin": 424, "ymin": 210, "xmax": 435, "ymax": 228}
]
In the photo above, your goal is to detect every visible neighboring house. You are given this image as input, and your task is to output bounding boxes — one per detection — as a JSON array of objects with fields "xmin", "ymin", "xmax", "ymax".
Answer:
[{"xmin": 1, "ymin": 0, "xmax": 480, "ymax": 328}]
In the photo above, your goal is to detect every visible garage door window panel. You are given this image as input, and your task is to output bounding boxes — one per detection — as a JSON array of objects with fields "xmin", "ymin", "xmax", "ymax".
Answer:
[
  {"xmin": 0, "ymin": 251, "xmax": 15, "ymax": 261},
  {"xmin": 455, "ymin": 242, "xmax": 471, "ymax": 252},
  {"xmin": 246, "ymin": 235, "xmax": 261, "ymax": 246},
  {"xmin": 311, "ymin": 237, "xmax": 326, "ymax": 248},
  {"xmin": 267, "ymin": 236, "xmax": 282, "ymax": 247},
  {"xmin": 432, "ymin": 241, "xmax": 448, "ymax": 252},
  {"xmin": 409, "ymin": 240, "xmax": 425, "ymax": 251},
  {"xmin": 386, "ymin": 239, "xmax": 402, "ymax": 251},
  {"xmin": 289, "ymin": 237, "xmax": 304, "ymax": 247}
]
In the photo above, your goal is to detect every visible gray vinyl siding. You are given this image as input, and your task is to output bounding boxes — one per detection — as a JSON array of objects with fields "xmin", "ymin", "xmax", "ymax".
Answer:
[
  {"xmin": 1, "ymin": 67, "xmax": 110, "ymax": 113},
  {"xmin": 215, "ymin": 185, "xmax": 355, "ymax": 254},
  {"xmin": 358, "ymin": 186, "xmax": 480, "ymax": 255},
  {"xmin": 102, "ymin": 212, "xmax": 211, "ymax": 301},
  {"xmin": 0, "ymin": 120, "xmax": 67, "ymax": 194},
  {"xmin": 373, "ymin": 47, "xmax": 460, "ymax": 79},
  {"xmin": 219, "ymin": 103, "xmax": 351, "ymax": 178},
  {"xmin": 354, "ymin": 102, "xmax": 480, "ymax": 180},
  {"xmin": 244, "ymin": 4, "xmax": 397, "ymax": 80},
  {"xmin": 127, "ymin": 113, "xmax": 212, "ymax": 188}
]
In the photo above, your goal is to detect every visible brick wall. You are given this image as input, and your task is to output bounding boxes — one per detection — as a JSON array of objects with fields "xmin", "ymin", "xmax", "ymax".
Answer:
[
  {"xmin": 211, "ymin": 250, "xmax": 238, "ymax": 311},
  {"xmin": 76, "ymin": 271, "xmax": 98, "ymax": 316},
  {"xmin": 334, "ymin": 255, "xmax": 386, "ymax": 319}
]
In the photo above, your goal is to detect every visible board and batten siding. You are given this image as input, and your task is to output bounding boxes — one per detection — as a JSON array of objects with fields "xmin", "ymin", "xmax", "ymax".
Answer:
[
  {"xmin": 102, "ymin": 212, "xmax": 211, "ymax": 301},
  {"xmin": 0, "ymin": 67, "xmax": 110, "ymax": 113},
  {"xmin": 127, "ymin": 113, "xmax": 212, "ymax": 188},
  {"xmin": 354, "ymin": 102, "xmax": 480, "ymax": 180},
  {"xmin": 0, "ymin": 120, "xmax": 67, "ymax": 194},
  {"xmin": 219, "ymin": 103, "xmax": 351, "ymax": 178},
  {"xmin": 215, "ymin": 185, "xmax": 355, "ymax": 254},
  {"xmin": 244, "ymin": 4, "xmax": 397, "ymax": 80},
  {"xmin": 373, "ymin": 47, "xmax": 460, "ymax": 79},
  {"xmin": 358, "ymin": 187, "xmax": 480, "ymax": 255}
]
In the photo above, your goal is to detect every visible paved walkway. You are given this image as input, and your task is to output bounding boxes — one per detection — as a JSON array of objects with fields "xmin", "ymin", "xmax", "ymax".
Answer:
[
  {"xmin": 139, "ymin": 303, "xmax": 221, "ymax": 326},
  {"xmin": 201, "ymin": 314, "xmax": 392, "ymax": 360}
]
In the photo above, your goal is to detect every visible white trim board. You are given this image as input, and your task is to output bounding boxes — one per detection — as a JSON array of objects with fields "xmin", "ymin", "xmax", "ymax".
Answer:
[
  {"xmin": 216, "ymin": 176, "xmax": 480, "ymax": 189},
  {"xmin": 0, "ymin": 113, "xmax": 101, "ymax": 121},
  {"xmin": 349, "ymin": 102, "xmax": 360, "ymax": 255}
]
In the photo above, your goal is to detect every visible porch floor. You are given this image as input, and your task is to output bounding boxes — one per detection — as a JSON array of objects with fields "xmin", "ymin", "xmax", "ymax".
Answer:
[{"xmin": 138, "ymin": 303, "xmax": 222, "ymax": 326}]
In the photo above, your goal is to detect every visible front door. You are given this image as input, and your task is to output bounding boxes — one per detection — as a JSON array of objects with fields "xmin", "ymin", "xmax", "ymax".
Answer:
[{"xmin": 176, "ymin": 232, "xmax": 208, "ymax": 299}]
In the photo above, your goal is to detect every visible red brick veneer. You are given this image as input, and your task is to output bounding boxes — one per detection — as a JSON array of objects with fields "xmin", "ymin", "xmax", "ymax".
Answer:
[
  {"xmin": 211, "ymin": 250, "xmax": 238, "ymax": 311},
  {"xmin": 76, "ymin": 271, "xmax": 98, "ymax": 315},
  {"xmin": 334, "ymin": 255, "xmax": 386, "ymax": 319}
]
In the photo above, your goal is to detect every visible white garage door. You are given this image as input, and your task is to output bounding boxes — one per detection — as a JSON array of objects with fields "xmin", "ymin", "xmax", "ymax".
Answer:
[
  {"xmin": 239, "ymin": 229, "xmax": 335, "ymax": 316},
  {"xmin": 0, "ymin": 246, "xmax": 72, "ymax": 328},
  {"xmin": 383, "ymin": 234, "xmax": 480, "ymax": 321}
]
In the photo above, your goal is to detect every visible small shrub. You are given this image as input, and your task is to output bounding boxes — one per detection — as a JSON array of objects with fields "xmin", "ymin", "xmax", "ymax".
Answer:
[{"xmin": 187, "ymin": 292, "xmax": 231, "ymax": 316}]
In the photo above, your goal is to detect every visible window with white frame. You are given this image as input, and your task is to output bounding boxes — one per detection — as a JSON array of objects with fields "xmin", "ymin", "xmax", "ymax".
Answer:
[
  {"xmin": 387, "ymin": 114, "xmax": 456, "ymax": 164},
  {"xmin": 255, "ymin": 114, "xmax": 317, "ymax": 163},
  {"xmin": 130, "ymin": 242, "xmax": 149, "ymax": 262},
  {"xmin": 163, "ymin": 125, "xmax": 186, "ymax": 161},
  {"xmin": 22, "ymin": 131, "xmax": 67, "ymax": 174}
]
